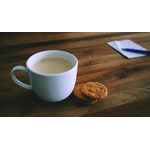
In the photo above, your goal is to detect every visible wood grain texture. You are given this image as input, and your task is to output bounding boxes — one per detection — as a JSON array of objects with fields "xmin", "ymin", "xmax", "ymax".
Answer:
[{"xmin": 0, "ymin": 32, "xmax": 150, "ymax": 117}]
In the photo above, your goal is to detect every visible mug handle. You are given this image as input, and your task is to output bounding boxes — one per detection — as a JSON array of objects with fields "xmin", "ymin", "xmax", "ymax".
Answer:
[{"xmin": 11, "ymin": 66, "xmax": 32, "ymax": 90}]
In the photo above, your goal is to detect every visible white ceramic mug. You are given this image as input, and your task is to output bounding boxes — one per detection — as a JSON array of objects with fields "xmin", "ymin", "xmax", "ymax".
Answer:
[{"xmin": 11, "ymin": 50, "xmax": 78, "ymax": 102}]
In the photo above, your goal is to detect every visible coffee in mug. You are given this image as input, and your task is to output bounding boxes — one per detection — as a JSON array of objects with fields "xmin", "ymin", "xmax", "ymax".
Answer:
[{"xmin": 31, "ymin": 57, "xmax": 74, "ymax": 74}]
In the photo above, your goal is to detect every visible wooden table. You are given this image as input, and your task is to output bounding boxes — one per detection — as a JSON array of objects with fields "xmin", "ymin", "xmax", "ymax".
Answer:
[{"xmin": 1, "ymin": 32, "xmax": 150, "ymax": 117}]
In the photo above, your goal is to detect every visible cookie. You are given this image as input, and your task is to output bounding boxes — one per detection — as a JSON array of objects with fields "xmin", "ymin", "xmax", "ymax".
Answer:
[
  {"xmin": 80, "ymin": 82, "xmax": 108, "ymax": 100},
  {"xmin": 73, "ymin": 83, "xmax": 98, "ymax": 105}
]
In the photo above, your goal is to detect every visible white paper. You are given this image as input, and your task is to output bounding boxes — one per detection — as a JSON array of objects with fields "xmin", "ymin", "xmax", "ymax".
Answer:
[{"xmin": 107, "ymin": 39, "xmax": 147, "ymax": 58}]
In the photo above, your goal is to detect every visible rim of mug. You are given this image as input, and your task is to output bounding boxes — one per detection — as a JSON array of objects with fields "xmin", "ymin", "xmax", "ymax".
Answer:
[{"xmin": 26, "ymin": 50, "xmax": 78, "ymax": 76}]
